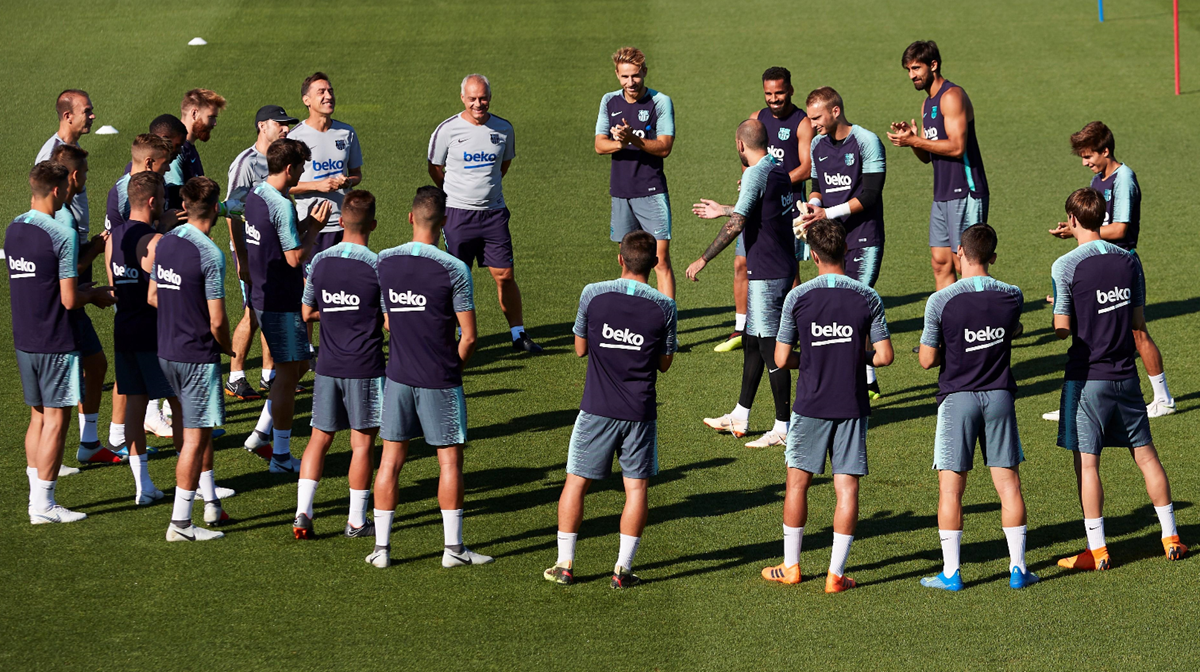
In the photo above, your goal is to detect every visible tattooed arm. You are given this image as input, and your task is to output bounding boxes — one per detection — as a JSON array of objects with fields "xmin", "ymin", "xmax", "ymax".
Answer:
[{"xmin": 685, "ymin": 211, "xmax": 746, "ymax": 281}]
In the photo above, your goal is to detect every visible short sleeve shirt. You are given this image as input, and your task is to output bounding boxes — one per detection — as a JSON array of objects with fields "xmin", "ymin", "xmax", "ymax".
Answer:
[
  {"xmin": 302, "ymin": 242, "xmax": 385, "ymax": 379},
  {"xmin": 595, "ymin": 88, "xmax": 674, "ymax": 199},
  {"xmin": 810, "ymin": 125, "xmax": 886, "ymax": 249},
  {"xmin": 153, "ymin": 223, "xmax": 226, "ymax": 363},
  {"xmin": 104, "ymin": 174, "xmax": 131, "ymax": 232},
  {"xmin": 427, "ymin": 113, "xmax": 515, "ymax": 210},
  {"xmin": 110, "ymin": 219, "xmax": 158, "ymax": 352},
  {"xmin": 1091, "ymin": 164, "xmax": 1140, "ymax": 251},
  {"xmin": 5, "ymin": 209, "xmax": 78, "ymax": 353},
  {"xmin": 290, "ymin": 119, "xmax": 363, "ymax": 232},
  {"xmin": 243, "ymin": 182, "xmax": 304, "ymax": 312},
  {"xmin": 1051, "ymin": 240, "xmax": 1143, "ymax": 380},
  {"xmin": 734, "ymin": 154, "xmax": 798, "ymax": 280},
  {"xmin": 920, "ymin": 276, "xmax": 1023, "ymax": 403},
  {"xmin": 227, "ymin": 146, "xmax": 268, "ymax": 205},
  {"xmin": 36, "ymin": 134, "xmax": 89, "ymax": 251}
]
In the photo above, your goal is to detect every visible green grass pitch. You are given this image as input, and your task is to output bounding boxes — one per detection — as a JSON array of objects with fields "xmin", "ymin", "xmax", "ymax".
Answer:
[{"xmin": 2, "ymin": 0, "xmax": 1199, "ymax": 669}]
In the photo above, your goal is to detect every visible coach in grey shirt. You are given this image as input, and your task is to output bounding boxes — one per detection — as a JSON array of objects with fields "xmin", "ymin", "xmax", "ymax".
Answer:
[{"xmin": 428, "ymin": 74, "xmax": 540, "ymax": 353}]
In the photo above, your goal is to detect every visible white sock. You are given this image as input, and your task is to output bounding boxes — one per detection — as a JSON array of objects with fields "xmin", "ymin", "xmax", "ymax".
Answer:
[
  {"xmin": 617, "ymin": 533, "xmax": 641, "ymax": 571},
  {"xmin": 441, "ymin": 509, "xmax": 464, "ymax": 547},
  {"xmin": 772, "ymin": 419, "xmax": 789, "ymax": 435},
  {"xmin": 271, "ymin": 429, "xmax": 291, "ymax": 457},
  {"xmin": 783, "ymin": 525, "xmax": 803, "ymax": 567},
  {"xmin": 374, "ymin": 508, "xmax": 394, "ymax": 547},
  {"xmin": 161, "ymin": 399, "xmax": 171, "ymax": 417},
  {"xmin": 129, "ymin": 453, "xmax": 155, "ymax": 495},
  {"xmin": 229, "ymin": 369, "xmax": 246, "ymax": 384},
  {"xmin": 261, "ymin": 367, "xmax": 276, "ymax": 385},
  {"xmin": 297, "ymin": 478, "xmax": 319, "ymax": 519},
  {"xmin": 171, "ymin": 488, "xmax": 195, "ymax": 524},
  {"xmin": 197, "ymin": 470, "xmax": 217, "ymax": 502},
  {"xmin": 1155, "ymin": 503, "xmax": 1177, "ymax": 538},
  {"xmin": 1148, "ymin": 373, "xmax": 1172, "ymax": 404},
  {"xmin": 32, "ymin": 478, "xmax": 57, "ymax": 511},
  {"xmin": 557, "ymin": 531, "xmax": 578, "ymax": 564},
  {"xmin": 731, "ymin": 404, "xmax": 750, "ymax": 421},
  {"xmin": 1084, "ymin": 517, "xmax": 1106, "ymax": 550},
  {"xmin": 26, "ymin": 467, "xmax": 37, "ymax": 507},
  {"xmin": 865, "ymin": 365, "xmax": 877, "ymax": 384},
  {"xmin": 255, "ymin": 401, "xmax": 274, "ymax": 435},
  {"xmin": 1003, "ymin": 525, "xmax": 1027, "ymax": 572},
  {"xmin": 348, "ymin": 489, "xmax": 369, "ymax": 527},
  {"xmin": 734, "ymin": 313, "xmax": 746, "ymax": 332},
  {"xmin": 829, "ymin": 532, "xmax": 853, "ymax": 577},
  {"xmin": 939, "ymin": 529, "xmax": 963, "ymax": 576},
  {"xmin": 510, "ymin": 325, "xmax": 525, "ymax": 340},
  {"xmin": 109, "ymin": 422, "xmax": 126, "ymax": 447},
  {"xmin": 79, "ymin": 413, "xmax": 99, "ymax": 443}
]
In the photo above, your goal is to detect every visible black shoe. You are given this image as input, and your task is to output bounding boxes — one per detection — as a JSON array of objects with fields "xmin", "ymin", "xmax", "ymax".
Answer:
[
  {"xmin": 512, "ymin": 331, "xmax": 543, "ymax": 354},
  {"xmin": 225, "ymin": 377, "xmax": 261, "ymax": 400},
  {"xmin": 911, "ymin": 345, "xmax": 920, "ymax": 354},
  {"xmin": 259, "ymin": 378, "xmax": 307, "ymax": 394},
  {"xmin": 611, "ymin": 566, "xmax": 642, "ymax": 589}
]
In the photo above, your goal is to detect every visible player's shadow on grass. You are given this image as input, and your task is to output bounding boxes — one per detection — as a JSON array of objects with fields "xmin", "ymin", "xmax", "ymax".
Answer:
[{"xmin": 881, "ymin": 292, "xmax": 930, "ymax": 312}]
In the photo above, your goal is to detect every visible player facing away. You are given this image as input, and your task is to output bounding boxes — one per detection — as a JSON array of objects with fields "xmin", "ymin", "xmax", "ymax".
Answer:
[
  {"xmin": 691, "ymin": 120, "xmax": 797, "ymax": 448},
  {"xmin": 10, "ymin": 162, "xmax": 116, "ymax": 524},
  {"xmin": 46, "ymin": 143, "xmax": 119, "ymax": 468},
  {"xmin": 224, "ymin": 105, "xmax": 298, "ymax": 401},
  {"xmin": 718, "ymin": 67, "xmax": 815, "ymax": 353},
  {"xmin": 1050, "ymin": 189, "xmax": 1187, "ymax": 570},
  {"xmin": 762, "ymin": 219, "xmax": 893, "ymax": 592},
  {"xmin": 293, "ymin": 190, "xmax": 384, "ymax": 540},
  {"xmin": 428, "ymin": 74, "xmax": 541, "ymax": 353},
  {"xmin": 150, "ymin": 177, "xmax": 234, "ymax": 539},
  {"xmin": 241, "ymin": 139, "xmax": 333, "ymax": 472},
  {"xmin": 107, "ymin": 172, "xmax": 187, "ymax": 505},
  {"xmin": 595, "ymin": 47, "xmax": 677, "ymax": 299},
  {"xmin": 166, "ymin": 89, "xmax": 226, "ymax": 208},
  {"xmin": 888, "ymin": 40, "xmax": 989, "ymax": 291},
  {"xmin": 289, "ymin": 72, "xmax": 364, "ymax": 261},
  {"xmin": 1045, "ymin": 122, "xmax": 1174, "ymax": 419},
  {"xmin": 798, "ymin": 87, "xmax": 888, "ymax": 399},
  {"xmin": 544, "ymin": 231, "xmax": 677, "ymax": 588},
  {"xmin": 916, "ymin": 224, "xmax": 1038, "ymax": 591},
  {"xmin": 369, "ymin": 186, "xmax": 493, "ymax": 569}
]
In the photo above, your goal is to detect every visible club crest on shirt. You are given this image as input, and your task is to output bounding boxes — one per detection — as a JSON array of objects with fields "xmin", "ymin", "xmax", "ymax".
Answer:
[
  {"xmin": 490, "ymin": 133, "xmax": 500, "ymax": 145},
  {"xmin": 931, "ymin": 105, "xmax": 938, "ymax": 119},
  {"xmin": 844, "ymin": 153, "xmax": 855, "ymax": 166},
  {"xmin": 335, "ymin": 139, "xmax": 346, "ymax": 150},
  {"xmin": 638, "ymin": 109, "xmax": 650, "ymax": 123},
  {"xmin": 778, "ymin": 127, "xmax": 791, "ymax": 141},
  {"xmin": 1104, "ymin": 189, "xmax": 1112, "ymax": 201}
]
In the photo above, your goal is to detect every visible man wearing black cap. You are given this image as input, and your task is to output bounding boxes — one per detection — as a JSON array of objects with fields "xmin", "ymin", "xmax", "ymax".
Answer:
[{"xmin": 223, "ymin": 105, "xmax": 298, "ymax": 401}]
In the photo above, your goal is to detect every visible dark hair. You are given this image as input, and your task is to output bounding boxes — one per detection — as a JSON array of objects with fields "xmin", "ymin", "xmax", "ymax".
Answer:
[
  {"xmin": 132, "ymin": 133, "xmax": 172, "ymax": 163},
  {"xmin": 737, "ymin": 119, "xmax": 767, "ymax": 151},
  {"xmin": 149, "ymin": 114, "xmax": 187, "ymax": 139},
  {"xmin": 127, "ymin": 171, "xmax": 164, "ymax": 206},
  {"xmin": 30, "ymin": 161, "xmax": 69, "ymax": 197},
  {"xmin": 56, "ymin": 89, "xmax": 89, "ymax": 119},
  {"xmin": 180, "ymin": 176, "xmax": 221, "ymax": 217},
  {"xmin": 959, "ymin": 223, "xmax": 997, "ymax": 263},
  {"xmin": 619, "ymin": 231, "xmax": 657, "ymax": 275},
  {"xmin": 341, "ymin": 190, "xmax": 376, "ymax": 232},
  {"xmin": 805, "ymin": 219, "xmax": 847, "ymax": 264},
  {"xmin": 302, "ymin": 71, "xmax": 331, "ymax": 97},
  {"xmin": 805, "ymin": 86, "xmax": 843, "ymax": 111},
  {"xmin": 762, "ymin": 66, "xmax": 791, "ymax": 86},
  {"xmin": 1065, "ymin": 188, "xmax": 1105, "ymax": 231},
  {"xmin": 411, "ymin": 185, "xmax": 446, "ymax": 223},
  {"xmin": 1070, "ymin": 121, "xmax": 1115, "ymax": 157},
  {"xmin": 902, "ymin": 40, "xmax": 941, "ymax": 70},
  {"xmin": 50, "ymin": 143, "xmax": 88, "ymax": 171},
  {"xmin": 267, "ymin": 138, "xmax": 311, "ymax": 175}
]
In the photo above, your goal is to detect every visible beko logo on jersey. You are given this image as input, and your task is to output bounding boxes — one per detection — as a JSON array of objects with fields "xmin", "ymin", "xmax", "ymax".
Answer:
[
  {"xmin": 1096, "ymin": 286, "xmax": 1131, "ymax": 314},
  {"xmin": 244, "ymin": 225, "xmax": 261, "ymax": 246},
  {"xmin": 810, "ymin": 322, "xmax": 853, "ymax": 346},
  {"xmin": 8, "ymin": 256, "xmax": 36, "ymax": 277},
  {"xmin": 111, "ymin": 262, "xmax": 140, "ymax": 283},
  {"xmin": 156, "ymin": 267, "xmax": 182, "ymax": 288},
  {"xmin": 823, "ymin": 173, "xmax": 852, "ymax": 193},
  {"xmin": 600, "ymin": 323, "xmax": 644, "ymax": 350},
  {"xmin": 464, "ymin": 151, "xmax": 497, "ymax": 163},
  {"xmin": 322, "ymin": 290, "xmax": 361, "ymax": 311},
  {"xmin": 768, "ymin": 145, "xmax": 785, "ymax": 161},
  {"xmin": 388, "ymin": 289, "xmax": 427, "ymax": 312},
  {"xmin": 924, "ymin": 127, "xmax": 939, "ymax": 140},
  {"xmin": 312, "ymin": 159, "xmax": 344, "ymax": 172},
  {"xmin": 963, "ymin": 326, "xmax": 1005, "ymax": 352},
  {"xmin": 781, "ymin": 192, "xmax": 795, "ymax": 209}
]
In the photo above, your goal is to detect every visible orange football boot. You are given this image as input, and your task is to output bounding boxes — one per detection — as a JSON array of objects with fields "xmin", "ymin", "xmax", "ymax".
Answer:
[
  {"xmin": 1057, "ymin": 546, "xmax": 1110, "ymax": 570},
  {"xmin": 825, "ymin": 572, "xmax": 857, "ymax": 593},
  {"xmin": 1163, "ymin": 535, "xmax": 1188, "ymax": 561},
  {"xmin": 761, "ymin": 563, "xmax": 801, "ymax": 584}
]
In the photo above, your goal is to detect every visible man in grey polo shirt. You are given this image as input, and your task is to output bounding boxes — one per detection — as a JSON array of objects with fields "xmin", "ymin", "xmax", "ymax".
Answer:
[{"xmin": 427, "ymin": 74, "xmax": 540, "ymax": 353}]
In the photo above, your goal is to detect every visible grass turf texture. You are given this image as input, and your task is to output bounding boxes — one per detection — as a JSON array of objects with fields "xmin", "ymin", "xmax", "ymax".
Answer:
[{"xmin": 2, "ymin": 0, "xmax": 1199, "ymax": 669}]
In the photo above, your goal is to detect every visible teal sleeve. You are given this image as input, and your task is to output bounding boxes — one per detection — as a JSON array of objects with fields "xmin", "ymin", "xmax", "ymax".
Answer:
[
  {"xmin": 920, "ymin": 291, "xmax": 944, "ymax": 348},
  {"xmin": 272, "ymin": 200, "xmax": 301, "ymax": 251},
  {"xmin": 868, "ymin": 289, "xmax": 890, "ymax": 342},
  {"xmin": 573, "ymin": 286, "xmax": 592, "ymax": 339},
  {"xmin": 57, "ymin": 223, "xmax": 78, "ymax": 280},
  {"xmin": 1051, "ymin": 258, "xmax": 1073, "ymax": 316},
  {"xmin": 777, "ymin": 289, "xmax": 799, "ymax": 345},
  {"xmin": 1112, "ymin": 169, "xmax": 1137, "ymax": 223},
  {"xmin": 733, "ymin": 162, "xmax": 767, "ymax": 216},
  {"xmin": 165, "ymin": 155, "xmax": 185, "ymax": 187},
  {"xmin": 595, "ymin": 93, "xmax": 616, "ymax": 137},
  {"xmin": 653, "ymin": 91, "xmax": 675, "ymax": 136},
  {"xmin": 202, "ymin": 240, "xmax": 226, "ymax": 301},
  {"xmin": 302, "ymin": 254, "xmax": 320, "ymax": 307},
  {"xmin": 448, "ymin": 256, "xmax": 474, "ymax": 313},
  {"xmin": 856, "ymin": 128, "xmax": 886, "ymax": 174},
  {"xmin": 809, "ymin": 137, "xmax": 821, "ymax": 180}
]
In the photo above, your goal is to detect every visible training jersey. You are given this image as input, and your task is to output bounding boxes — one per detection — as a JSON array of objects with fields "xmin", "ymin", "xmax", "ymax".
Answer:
[
  {"xmin": 810, "ymin": 126, "xmax": 886, "ymax": 250},
  {"xmin": 227, "ymin": 145, "xmax": 268, "ymax": 205},
  {"xmin": 153, "ymin": 223, "xmax": 225, "ymax": 363},
  {"xmin": 1051, "ymin": 240, "xmax": 1143, "ymax": 381},
  {"xmin": 104, "ymin": 174, "xmax": 131, "ymax": 232},
  {"xmin": 5, "ymin": 209, "xmax": 78, "ymax": 354},
  {"xmin": 290, "ymin": 119, "xmax": 363, "ymax": 233},
  {"xmin": 303, "ymin": 242, "xmax": 385, "ymax": 379},
  {"xmin": 573, "ymin": 279, "xmax": 678, "ymax": 423},
  {"xmin": 1091, "ymin": 164, "xmax": 1140, "ymax": 251},
  {"xmin": 36, "ymin": 134, "xmax": 89, "ymax": 248},
  {"xmin": 757, "ymin": 106, "xmax": 808, "ymax": 195},
  {"xmin": 923, "ymin": 81, "xmax": 988, "ymax": 201},
  {"xmin": 377, "ymin": 242, "xmax": 474, "ymax": 389},
  {"xmin": 777, "ymin": 273, "xmax": 889, "ymax": 419},
  {"xmin": 920, "ymin": 275, "xmax": 1023, "ymax": 403},
  {"xmin": 735, "ymin": 154, "xmax": 798, "ymax": 280},
  {"xmin": 244, "ymin": 182, "xmax": 304, "ymax": 313},
  {"xmin": 595, "ymin": 88, "xmax": 675, "ymax": 199},
  {"xmin": 165, "ymin": 141, "xmax": 204, "ymax": 208},
  {"xmin": 427, "ymin": 113, "xmax": 516, "ymax": 211},
  {"xmin": 110, "ymin": 219, "xmax": 158, "ymax": 352}
]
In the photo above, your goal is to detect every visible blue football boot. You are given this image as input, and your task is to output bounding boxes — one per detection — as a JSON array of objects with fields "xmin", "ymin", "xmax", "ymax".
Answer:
[
  {"xmin": 920, "ymin": 570, "xmax": 964, "ymax": 591},
  {"xmin": 1009, "ymin": 566, "xmax": 1040, "ymax": 589}
]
